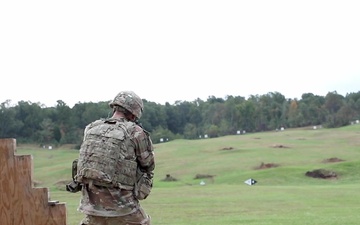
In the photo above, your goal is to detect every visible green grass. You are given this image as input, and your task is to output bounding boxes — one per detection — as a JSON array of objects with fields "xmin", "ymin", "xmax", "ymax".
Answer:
[{"xmin": 16, "ymin": 124, "xmax": 360, "ymax": 225}]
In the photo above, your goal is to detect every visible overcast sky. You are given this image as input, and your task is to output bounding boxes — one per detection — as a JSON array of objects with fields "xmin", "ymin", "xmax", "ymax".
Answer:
[{"xmin": 1, "ymin": 1, "xmax": 359, "ymax": 107}]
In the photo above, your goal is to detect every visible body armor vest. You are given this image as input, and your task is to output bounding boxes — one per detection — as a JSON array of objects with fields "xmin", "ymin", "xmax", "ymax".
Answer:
[{"xmin": 76, "ymin": 118, "xmax": 137, "ymax": 187}]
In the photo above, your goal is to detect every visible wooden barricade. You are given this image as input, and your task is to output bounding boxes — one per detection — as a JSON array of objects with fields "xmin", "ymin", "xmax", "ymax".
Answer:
[{"xmin": 0, "ymin": 138, "xmax": 67, "ymax": 225}]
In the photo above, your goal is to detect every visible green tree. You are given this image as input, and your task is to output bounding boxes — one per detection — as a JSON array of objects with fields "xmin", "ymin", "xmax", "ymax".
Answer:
[
  {"xmin": 344, "ymin": 92, "xmax": 360, "ymax": 120},
  {"xmin": 223, "ymin": 95, "xmax": 246, "ymax": 135},
  {"xmin": 237, "ymin": 100, "xmax": 256, "ymax": 132},
  {"xmin": 298, "ymin": 93, "xmax": 326, "ymax": 126},
  {"xmin": 287, "ymin": 99, "xmax": 301, "ymax": 127},
  {"xmin": 141, "ymin": 100, "xmax": 168, "ymax": 132},
  {"xmin": 0, "ymin": 100, "xmax": 23, "ymax": 138},
  {"xmin": 324, "ymin": 91, "xmax": 344, "ymax": 114},
  {"xmin": 149, "ymin": 126, "xmax": 177, "ymax": 144},
  {"xmin": 53, "ymin": 100, "xmax": 74, "ymax": 144},
  {"xmin": 37, "ymin": 118, "xmax": 55, "ymax": 144},
  {"xmin": 205, "ymin": 124, "xmax": 220, "ymax": 138},
  {"xmin": 323, "ymin": 92, "xmax": 345, "ymax": 128},
  {"xmin": 14, "ymin": 101, "xmax": 44, "ymax": 142},
  {"xmin": 183, "ymin": 123, "xmax": 198, "ymax": 139}
]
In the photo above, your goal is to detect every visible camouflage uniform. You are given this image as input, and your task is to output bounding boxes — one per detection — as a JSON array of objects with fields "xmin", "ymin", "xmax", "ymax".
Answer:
[{"xmin": 76, "ymin": 91, "xmax": 155, "ymax": 225}]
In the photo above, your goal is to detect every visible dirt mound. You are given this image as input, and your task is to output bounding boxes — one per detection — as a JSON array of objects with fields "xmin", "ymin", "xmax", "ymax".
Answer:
[
  {"xmin": 220, "ymin": 147, "xmax": 234, "ymax": 151},
  {"xmin": 194, "ymin": 174, "xmax": 216, "ymax": 179},
  {"xmin": 255, "ymin": 162, "xmax": 279, "ymax": 170},
  {"xmin": 305, "ymin": 169, "xmax": 337, "ymax": 179},
  {"xmin": 322, "ymin": 157, "xmax": 345, "ymax": 163},
  {"xmin": 161, "ymin": 174, "xmax": 178, "ymax": 182},
  {"xmin": 271, "ymin": 144, "xmax": 289, "ymax": 148}
]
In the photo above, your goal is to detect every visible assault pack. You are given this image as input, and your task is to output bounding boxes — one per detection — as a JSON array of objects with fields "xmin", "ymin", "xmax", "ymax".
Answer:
[
  {"xmin": 66, "ymin": 117, "xmax": 152, "ymax": 200},
  {"xmin": 75, "ymin": 118, "xmax": 138, "ymax": 188}
]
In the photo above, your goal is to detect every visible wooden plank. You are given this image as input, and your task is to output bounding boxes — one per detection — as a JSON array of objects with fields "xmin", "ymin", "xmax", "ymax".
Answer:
[
  {"xmin": 0, "ymin": 139, "xmax": 16, "ymax": 224},
  {"xmin": 0, "ymin": 138, "xmax": 68, "ymax": 225}
]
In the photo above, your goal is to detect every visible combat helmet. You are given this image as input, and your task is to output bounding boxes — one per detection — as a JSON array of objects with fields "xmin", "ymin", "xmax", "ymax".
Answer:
[{"xmin": 109, "ymin": 91, "xmax": 144, "ymax": 119}]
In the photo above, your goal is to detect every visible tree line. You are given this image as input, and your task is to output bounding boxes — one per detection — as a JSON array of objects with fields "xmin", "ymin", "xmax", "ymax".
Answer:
[{"xmin": 1, "ymin": 91, "xmax": 359, "ymax": 147}]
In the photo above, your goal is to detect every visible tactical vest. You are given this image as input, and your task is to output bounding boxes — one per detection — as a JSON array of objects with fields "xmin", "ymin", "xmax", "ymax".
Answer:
[{"xmin": 76, "ymin": 118, "xmax": 137, "ymax": 188}]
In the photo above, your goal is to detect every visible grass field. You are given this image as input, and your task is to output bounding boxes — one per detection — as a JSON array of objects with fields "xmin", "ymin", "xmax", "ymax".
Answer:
[{"xmin": 16, "ymin": 124, "xmax": 360, "ymax": 225}]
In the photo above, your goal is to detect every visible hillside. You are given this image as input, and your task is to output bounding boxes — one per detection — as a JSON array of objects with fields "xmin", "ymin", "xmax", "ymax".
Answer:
[{"xmin": 13, "ymin": 124, "xmax": 360, "ymax": 225}]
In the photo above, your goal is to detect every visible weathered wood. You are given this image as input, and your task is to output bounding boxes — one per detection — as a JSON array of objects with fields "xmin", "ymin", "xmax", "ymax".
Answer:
[{"xmin": 0, "ymin": 139, "xmax": 67, "ymax": 225}]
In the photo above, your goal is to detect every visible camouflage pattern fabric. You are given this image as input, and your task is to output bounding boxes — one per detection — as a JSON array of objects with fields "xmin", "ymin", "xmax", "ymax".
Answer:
[
  {"xmin": 76, "ymin": 118, "xmax": 138, "ymax": 187},
  {"xmin": 109, "ymin": 91, "xmax": 144, "ymax": 119},
  {"xmin": 77, "ymin": 118, "xmax": 155, "ymax": 219},
  {"xmin": 79, "ymin": 207, "xmax": 151, "ymax": 225},
  {"xmin": 78, "ymin": 184, "xmax": 138, "ymax": 217},
  {"xmin": 134, "ymin": 167, "xmax": 153, "ymax": 200}
]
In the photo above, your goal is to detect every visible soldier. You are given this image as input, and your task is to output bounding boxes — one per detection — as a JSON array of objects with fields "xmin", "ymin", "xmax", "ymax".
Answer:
[{"xmin": 75, "ymin": 91, "xmax": 155, "ymax": 225}]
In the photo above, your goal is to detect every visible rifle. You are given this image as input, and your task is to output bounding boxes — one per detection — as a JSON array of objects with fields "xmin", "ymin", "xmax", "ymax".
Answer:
[{"xmin": 65, "ymin": 159, "xmax": 82, "ymax": 193}]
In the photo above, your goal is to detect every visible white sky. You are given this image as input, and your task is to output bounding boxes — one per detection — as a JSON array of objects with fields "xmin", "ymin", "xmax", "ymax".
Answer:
[{"xmin": 1, "ymin": 1, "xmax": 359, "ymax": 107}]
